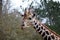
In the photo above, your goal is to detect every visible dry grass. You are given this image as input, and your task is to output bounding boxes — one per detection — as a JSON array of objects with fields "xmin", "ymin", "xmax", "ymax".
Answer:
[{"xmin": 0, "ymin": 14, "xmax": 43, "ymax": 40}]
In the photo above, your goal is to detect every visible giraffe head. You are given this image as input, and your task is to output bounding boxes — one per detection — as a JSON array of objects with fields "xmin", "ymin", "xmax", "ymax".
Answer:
[
  {"xmin": 21, "ymin": 8, "xmax": 36, "ymax": 29},
  {"xmin": 23, "ymin": 8, "xmax": 35, "ymax": 20}
]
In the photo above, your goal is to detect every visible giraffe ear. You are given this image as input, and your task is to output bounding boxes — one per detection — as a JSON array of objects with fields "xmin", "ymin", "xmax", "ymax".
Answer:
[
  {"xmin": 21, "ymin": 15, "xmax": 24, "ymax": 16},
  {"xmin": 21, "ymin": 14, "xmax": 24, "ymax": 17}
]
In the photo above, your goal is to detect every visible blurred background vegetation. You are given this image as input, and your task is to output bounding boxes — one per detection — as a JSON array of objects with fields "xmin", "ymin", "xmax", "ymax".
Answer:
[
  {"xmin": 1, "ymin": 0, "xmax": 60, "ymax": 40},
  {"xmin": 34, "ymin": 0, "xmax": 60, "ymax": 35}
]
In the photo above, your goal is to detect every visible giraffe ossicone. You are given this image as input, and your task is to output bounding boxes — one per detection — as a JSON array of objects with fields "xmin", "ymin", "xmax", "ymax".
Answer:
[{"xmin": 21, "ymin": 8, "xmax": 60, "ymax": 40}]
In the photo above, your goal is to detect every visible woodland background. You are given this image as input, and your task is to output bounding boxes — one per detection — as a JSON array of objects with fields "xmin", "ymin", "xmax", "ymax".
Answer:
[{"xmin": 0, "ymin": 0, "xmax": 60, "ymax": 40}]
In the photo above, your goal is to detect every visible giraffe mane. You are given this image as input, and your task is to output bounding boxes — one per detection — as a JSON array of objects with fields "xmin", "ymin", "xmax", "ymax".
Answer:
[
  {"xmin": 42, "ymin": 24, "xmax": 60, "ymax": 37},
  {"xmin": 35, "ymin": 19, "xmax": 60, "ymax": 38}
]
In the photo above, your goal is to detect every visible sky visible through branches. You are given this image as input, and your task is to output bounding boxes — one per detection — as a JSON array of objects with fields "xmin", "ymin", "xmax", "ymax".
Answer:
[
  {"xmin": 2, "ymin": 0, "xmax": 60, "ymax": 14},
  {"xmin": 2, "ymin": 0, "xmax": 60, "ymax": 24}
]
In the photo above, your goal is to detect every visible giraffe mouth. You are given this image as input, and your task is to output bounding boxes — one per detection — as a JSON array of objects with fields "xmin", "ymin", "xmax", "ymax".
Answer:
[{"xmin": 21, "ymin": 26, "xmax": 26, "ymax": 30}]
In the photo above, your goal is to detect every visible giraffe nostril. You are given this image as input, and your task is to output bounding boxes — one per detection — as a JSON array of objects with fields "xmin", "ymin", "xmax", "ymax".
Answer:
[{"xmin": 21, "ymin": 24, "xmax": 25, "ymax": 26}]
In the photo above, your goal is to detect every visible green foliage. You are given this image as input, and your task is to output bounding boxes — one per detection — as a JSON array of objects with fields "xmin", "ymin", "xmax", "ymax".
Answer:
[{"xmin": 34, "ymin": 0, "xmax": 60, "ymax": 35}]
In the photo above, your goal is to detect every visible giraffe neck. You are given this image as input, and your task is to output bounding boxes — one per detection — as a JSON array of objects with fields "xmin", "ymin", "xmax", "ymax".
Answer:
[{"xmin": 31, "ymin": 16, "xmax": 60, "ymax": 40}]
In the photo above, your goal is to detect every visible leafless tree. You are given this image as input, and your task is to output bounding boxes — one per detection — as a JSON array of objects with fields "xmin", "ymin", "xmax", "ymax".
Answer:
[{"xmin": 2, "ymin": 0, "xmax": 11, "ymax": 14}]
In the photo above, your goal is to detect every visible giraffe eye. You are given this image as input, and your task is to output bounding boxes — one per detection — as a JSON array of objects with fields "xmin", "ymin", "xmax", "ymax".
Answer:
[{"xmin": 28, "ymin": 17, "xmax": 32, "ymax": 20}]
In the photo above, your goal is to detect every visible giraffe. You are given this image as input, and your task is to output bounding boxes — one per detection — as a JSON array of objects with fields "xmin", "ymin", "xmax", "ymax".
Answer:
[{"xmin": 21, "ymin": 8, "xmax": 60, "ymax": 40}]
